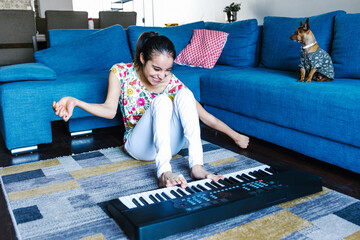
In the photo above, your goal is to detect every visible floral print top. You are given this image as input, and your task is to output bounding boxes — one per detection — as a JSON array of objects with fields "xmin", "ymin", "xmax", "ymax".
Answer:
[{"xmin": 110, "ymin": 63, "xmax": 186, "ymax": 142}]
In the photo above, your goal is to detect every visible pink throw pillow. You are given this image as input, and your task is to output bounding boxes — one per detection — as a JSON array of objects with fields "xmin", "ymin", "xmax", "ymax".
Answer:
[{"xmin": 175, "ymin": 29, "xmax": 229, "ymax": 69}]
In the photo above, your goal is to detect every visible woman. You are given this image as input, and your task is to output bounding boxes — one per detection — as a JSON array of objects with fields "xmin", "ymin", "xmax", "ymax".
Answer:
[{"xmin": 53, "ymin": 31, "xmax": 249, "ymax": 188}]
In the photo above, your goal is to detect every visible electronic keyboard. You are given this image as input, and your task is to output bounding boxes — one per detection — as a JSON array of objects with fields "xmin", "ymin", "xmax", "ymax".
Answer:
[{"xmin": 107, "ymin": 164, "xmax": 322, "ymax": 240}]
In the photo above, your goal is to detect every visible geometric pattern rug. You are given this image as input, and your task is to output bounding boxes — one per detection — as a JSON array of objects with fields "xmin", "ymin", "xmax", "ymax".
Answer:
[{"xmin": 1, "ymin": 140, "xmax": 359, "ymax": 240}]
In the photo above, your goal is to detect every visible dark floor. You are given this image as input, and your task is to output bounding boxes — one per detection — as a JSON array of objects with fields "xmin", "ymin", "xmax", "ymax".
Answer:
[{"xmin": 1, "ymin": 121, "xmax": 359, "ymax": 239}]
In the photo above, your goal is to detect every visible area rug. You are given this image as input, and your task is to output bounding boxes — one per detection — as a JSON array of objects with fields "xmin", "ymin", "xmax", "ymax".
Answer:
[{"xmin": 1, "ymin": 140, "xmax": 359, "ymax": 240}]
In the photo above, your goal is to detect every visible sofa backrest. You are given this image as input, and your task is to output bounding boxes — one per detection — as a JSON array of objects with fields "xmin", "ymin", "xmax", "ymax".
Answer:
[
  {"xmin": 331, "ymin": 13, "xmax": 360, "ymax": 79},
  {"xmin": 127, "ymin": 21, "xmax": 205, "ymax": 59},
  {"xmin": 35, "ymin": 25, "xmax": 132, "ymax": 74},
  {"xmin": 260, "ymin": 10, "xmax": 346, "ymax": 72},
  {"xmin": 48, "ymin": 29, "xmax": 100, "ymax": 47}
]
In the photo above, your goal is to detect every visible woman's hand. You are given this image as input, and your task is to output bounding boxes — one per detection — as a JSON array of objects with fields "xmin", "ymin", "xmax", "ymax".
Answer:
[{"xmin": 53, "ymin": 97, "xmax": 77, "ymax": 122}]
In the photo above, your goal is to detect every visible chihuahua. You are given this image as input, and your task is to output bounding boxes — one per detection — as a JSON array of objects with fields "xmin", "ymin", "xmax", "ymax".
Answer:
[{"xmin": 290, "ymin": 18, "xmax": 334, "ymax": 82}]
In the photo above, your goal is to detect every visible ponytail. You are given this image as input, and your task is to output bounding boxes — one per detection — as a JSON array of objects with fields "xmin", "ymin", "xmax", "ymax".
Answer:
[{"xmin": 134, "ymin": 31, "xmax": 176, "ymax": 68}]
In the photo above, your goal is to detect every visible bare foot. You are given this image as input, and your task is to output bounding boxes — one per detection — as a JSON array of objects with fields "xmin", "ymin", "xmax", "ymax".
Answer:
[
  {"xmin": 159, "ymin": 171, "xmax": 187, "ymax": 188},
  {"xmin": 190, "ymin": 165, "xmax": 224, "ymax": 182},
  {"xmin": 234, "ymin": 133, "xmax": 249, "ymax": 149}
]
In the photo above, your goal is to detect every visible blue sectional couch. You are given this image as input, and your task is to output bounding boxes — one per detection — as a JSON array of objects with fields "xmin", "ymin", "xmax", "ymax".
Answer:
[{"xmin": 0, "ymin": 11, "xmax": 359, "ymax": 175}]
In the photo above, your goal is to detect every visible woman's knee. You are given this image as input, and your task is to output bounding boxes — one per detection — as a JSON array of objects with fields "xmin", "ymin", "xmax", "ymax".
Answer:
[
  {"xmin": 152, "ymin": 94, "xmax": 173, "ymax": 110},
  {"xmin": 174, "ymin": 88, "xmax": 195, "ymax": 104}
]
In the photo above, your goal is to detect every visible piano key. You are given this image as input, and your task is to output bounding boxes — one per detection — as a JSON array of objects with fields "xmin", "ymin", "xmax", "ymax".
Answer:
[
  {"xmin": 149, "ymin": 194, "xmax": 159, "ymax": 203},
  {"xmin": 236, "ymin": 175, "xmax": 248, "ymax": 182},
  {"xmin": 191, "ymin": 185, "xmax": 202, "ymax": 192},
  {"xmin": 132, "ymin": 198, "xmax": 142, "ymax": 207},
  {"xmin": 155, "ymin": 193, "xmax": 165, "ymax": 202},
  {"xmin": 256, "ymin": 169, "xmax": 269, "ymax": 177},
  {"xmin": 177, "ymin": 188, "xmax": 188, "ymax": 197},
  {"xmin": 218, "ymin": 179, "xmax": 231, "ymax": 187},
  {"xmin": 241, "ymin": 174, "xmax": 254, "ymax": 181},
  {"xmin": 119, "ymin": 196, "xmax": 136, "ymax": 209},
  {"xmin": 119, "ymin": 164, "xmax": 275, "ymax": 210},
  {"xmin": 131, "ymin": 193, "xmax": 144, "ymax": 207},
  {"xmin": 170, "ymin": 190, "xmax": 181, "ymax": 198},
  {"xmin": 197, "ymin": 184, "xmax": 208, "ymax": 191},
  {"xmin": 139, "ymin": 197, "xmax": 149, "ymax": 205},
  {"xmin": 185, "ymin": 186, "xmax": 196, "ymax": 194},
  {"xmin": 224, "ymin": 178, "xmax": 236, "ymax": 185},
  {"xmin": 211, "ymin": 181, "xmax": 223, "ymax": 188},
  {"xmin": 141, "ymin": 194, "xmax": 155, "ymax": 205},
  {"xmin": 205, "ymin": 182, "xmax": 217, "ymax": 190},
  {"xmin": 229, "ymin": 176, "xmax": 241, "ymax": 183},
  {"xmin": 248, "ymin": 171, "xmax": 262, "ymax": 179},
  {"xmin": 161, "ymin": 192, "xmax": 171, "ymax": 200},
  {"xmin": 263, "ymin": 168, "xmax": 274, "ymax": 175}
]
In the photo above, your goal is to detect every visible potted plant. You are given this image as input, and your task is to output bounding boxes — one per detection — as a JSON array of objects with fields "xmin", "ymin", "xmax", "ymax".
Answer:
[{"xmin": 224, "ymin": 2, "xmax": 241, "ymax": 22}]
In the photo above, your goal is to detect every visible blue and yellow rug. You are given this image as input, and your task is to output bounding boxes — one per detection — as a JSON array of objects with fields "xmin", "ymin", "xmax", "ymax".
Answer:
[{"xmin": 1, "ymin": 141, "xmax": 359, "ymax": 240}]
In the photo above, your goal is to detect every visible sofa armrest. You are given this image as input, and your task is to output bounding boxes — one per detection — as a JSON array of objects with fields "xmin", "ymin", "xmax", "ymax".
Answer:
[{"xmin": 0, "ymin": 63, "xmax": 56, "ymax": 83}]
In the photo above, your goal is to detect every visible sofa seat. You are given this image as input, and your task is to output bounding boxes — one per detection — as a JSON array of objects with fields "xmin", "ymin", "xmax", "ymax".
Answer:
[{"xmin": 200, "ymin": 67, "xmax": 360, "ymax": 149}]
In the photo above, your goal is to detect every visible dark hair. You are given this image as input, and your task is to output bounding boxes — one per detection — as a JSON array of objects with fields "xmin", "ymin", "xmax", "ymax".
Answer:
[{"xmin": 134, "ymin": 31, "xmax": 176, "ymax": 68}]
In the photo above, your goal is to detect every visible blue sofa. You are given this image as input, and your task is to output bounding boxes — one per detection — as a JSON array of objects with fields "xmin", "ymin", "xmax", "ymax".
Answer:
[{"xmin": 0, "ymin": 11, "xmax": 359, "ymax": 175}]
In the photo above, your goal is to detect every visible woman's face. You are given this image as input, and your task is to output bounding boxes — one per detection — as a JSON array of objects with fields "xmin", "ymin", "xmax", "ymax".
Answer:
[{"xmin": 140, "ymin": 52, "xmax": 174, "ymax": 86}]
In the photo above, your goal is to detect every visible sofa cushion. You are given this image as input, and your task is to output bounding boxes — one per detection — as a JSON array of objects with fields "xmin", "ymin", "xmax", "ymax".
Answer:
[
  {"xmin": 205, "ymin": 19, "xmax": 259, "ymax": 67},
  {"xmin": 260, "ymin": 11, "xmax": 346, "ymax": 71},
  {"xmin": 200, "ymin": 68, "xmax": 360, "ymax": 148},
  {"xmin": 175, "ymin": 29, "xmax": 228, "ymax": 69},
  {"xmin": 48, "ymin": 29, "xmax": 99, "ymax": 47},
  {"xmin": 332, "ymin": 13, "xmax": 360, "ymax": 79},
  {"xmin": 127, "ymin": 21, "xmax": 205, "ymax": 58},
  {"xmin": 0, "ymin": 63, "xmax": 56, "ymax": 82},
  {"xmin": 34, "ymin": 25, "xmax": 132, "ymax": 74}
]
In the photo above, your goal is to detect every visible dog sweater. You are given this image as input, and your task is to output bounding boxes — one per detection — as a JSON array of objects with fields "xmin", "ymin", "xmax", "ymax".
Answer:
[{"xmin": 299, "ymin": 48, "xmax": 335, "ymax": 79}]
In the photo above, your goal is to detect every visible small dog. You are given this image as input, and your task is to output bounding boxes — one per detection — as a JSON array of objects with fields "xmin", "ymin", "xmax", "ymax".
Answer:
[{"xmin": 290, "ymin": 18, "xmax": 334, "ymax": 82}]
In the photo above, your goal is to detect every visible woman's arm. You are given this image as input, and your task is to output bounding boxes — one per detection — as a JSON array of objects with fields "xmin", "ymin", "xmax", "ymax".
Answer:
[
  {"xmin": 196, "ymin": 101, "xmax": 249, "ymax": 149},
  {"xmin": 53, "ymin": 72, "xmax": 121, "ymax": 122}
]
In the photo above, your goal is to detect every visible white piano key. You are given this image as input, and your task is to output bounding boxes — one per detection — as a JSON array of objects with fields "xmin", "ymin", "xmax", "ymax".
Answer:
[
  {"xmin": 119, "ymin": 196, "xmax": 136, "ymax": 209},
  {"xmin": 117, "ymin": 164, "xmax": 274, "ymax": 209},
  {"xmin": 132, "ymin": 193, "xmax": 145, "ymax": 206}
]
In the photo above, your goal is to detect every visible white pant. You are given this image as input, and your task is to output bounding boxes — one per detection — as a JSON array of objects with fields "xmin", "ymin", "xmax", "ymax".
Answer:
[{"xmin": 124, "ymin": 88, "xmax": 203, "ymax": 178}]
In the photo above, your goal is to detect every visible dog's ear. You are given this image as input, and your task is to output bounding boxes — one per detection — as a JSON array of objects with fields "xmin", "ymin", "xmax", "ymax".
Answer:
[
  {"xmin": 303, "ymin": 18, "xmax": 310, "ymax": 31},
  {"xmin": 300, "ymin": 21, "xmax": 303, "ymax": 27}
]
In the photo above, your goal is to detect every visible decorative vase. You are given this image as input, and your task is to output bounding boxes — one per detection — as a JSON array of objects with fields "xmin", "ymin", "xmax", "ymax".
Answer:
[{"xmin": 226, "ymin": 11, "xmax": 237, "ymax": 22}]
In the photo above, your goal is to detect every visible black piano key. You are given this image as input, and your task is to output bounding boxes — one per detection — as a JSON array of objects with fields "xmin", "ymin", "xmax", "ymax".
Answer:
[
  {"xmin": 155, "ymin": 193, "xmax": 165, "ymax": 202},
  {"xmin": 132, "ymin": 198, "xmax": 142, "ymax": 207},
  {"xmin": 170, "ymin": 190, "xmax": 181, "ymax": 198},
  {"xmin": 149, "ymin": 194, "xmax": 159, "ymax": 203},
  {"xmin": 241, "ymin": 174, "xmax": 253, "ymax": 181},
  {"xmin": 205, "ymin": 182, "xmax": 217, "ymax": 190},
  {"xmin": 197, "ymin": 184, "xmax": 207, "ymax": 191},
  {"xmin": 224, "ymin": 178, "xmax": 236, "ymax": 185},
  {"xmin": 249, "ymin": 171, "xmax": 261, "ymax": 179},
  {"xmin": 185, "ymin": 187, "xmax": 195, "ymax": 194},
  {"xmin": 161, "ymin": 192, "xmax": 171, "ymax": 200},
  {"xmin": 236, "ymin": 174, "xmax": 248, "ymax": 182},
  {"xmin": 210, "ymin": 181, "xmax": 222, "ymax": 188},
  {"xmin": 229, "ymin": 176, "xmax": 241, "ymax": 183},
  {"xmin": 177, "ymin": 189, "xmax": 187, "ymax": 197},
  {"xmin": 139, "ymin": 197, "xmax": 149, "ymax": 205},
  {"xmin": 258, "ymin": 170, "xmax": 270, "ymax": 177},
  {"xmin": 218, "ymin": 179, "xmax": 231, "ymax": 186},
  {"xmin": 191, "ymin": 185, "xmax": 202, "ymax": 193}
]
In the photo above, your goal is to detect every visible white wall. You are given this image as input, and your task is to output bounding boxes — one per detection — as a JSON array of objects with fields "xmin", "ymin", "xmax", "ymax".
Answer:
[
  {"xmin": 38, "ymin": 0, "xmax": 73, "ymax": 18},
  {"xmin": 240, "ymin": 0, "xmax": 360, "ymax": 24},
  {"xmin": 40, "ymin": 0, "xmax": 360, "ymax": 25},
  {"xmin": 149, "ymin": 0, "xmax": 360, "ymax": 26}
]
